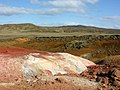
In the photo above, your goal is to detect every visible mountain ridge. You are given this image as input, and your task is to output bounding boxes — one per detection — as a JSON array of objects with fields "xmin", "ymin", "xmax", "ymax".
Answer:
[{"xmin": 0, "ymin": 23, "xmax": 120, "ymax": 34}]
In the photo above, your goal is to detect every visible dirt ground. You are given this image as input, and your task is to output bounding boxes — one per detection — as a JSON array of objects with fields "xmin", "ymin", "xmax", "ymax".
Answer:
[
  {"xmin": 0, "ymin": 76, "xmax": 99, "ymax": 90},
  {"xmin": 0, "ymin": 36, "xmax": 120, "ymax": 90}
]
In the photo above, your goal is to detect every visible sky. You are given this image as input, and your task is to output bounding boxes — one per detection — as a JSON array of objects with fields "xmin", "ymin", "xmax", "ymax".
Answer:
[{"xmin": 0, "ymin": 0, "xmax": 120, "ymax": 29}]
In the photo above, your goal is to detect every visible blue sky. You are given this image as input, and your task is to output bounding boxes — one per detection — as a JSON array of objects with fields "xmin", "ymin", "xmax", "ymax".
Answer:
[{"xmin": 0, "ymin": 0, "xmax": 120, "ymax": 29}]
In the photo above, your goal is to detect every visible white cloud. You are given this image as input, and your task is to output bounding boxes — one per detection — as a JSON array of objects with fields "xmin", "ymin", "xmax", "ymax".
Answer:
[
  {"xmin": 113, "ymin": 25, "xmax": 120, "ymax": 29},
  {"xmin": 30, "ymin": 0, "xmax": 40, "ymax": 4},
  {"xmin": 63, "ymin": 22, "xmax": 98, "ymax": 27},
  {"xmin": 0, "ymin": 0, "xmax": 99, "ymax": 16},
  {"xmin": 84, "ymin": 0, "xmax": 99, "ymax": 4},
  {"xmin": 64, "ymin": 22, "xmax": 81, "ymax": 25},
  {"xmin": 0, "ymin": 4, "xmax": 62, "ymax": 16},
  {"xmin": 102, "ymin": 16, "xmax": 120, "ymax": 21},
  {"xmin": 0, "ymin": 5, "xmax": 29, "ymax": 15},
  {"xmin": 48, "ymin": 0, "xmax": 85, "ymax": 13},
  {"xmin": 30, "ymin": 0, "xmax": 99, "ymax": 13}
]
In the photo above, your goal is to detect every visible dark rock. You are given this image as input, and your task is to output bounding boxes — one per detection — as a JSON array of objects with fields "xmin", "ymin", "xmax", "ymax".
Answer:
[
  {"xmin": 55, "ymin": 78, "xmax": 67, "ymax": 83},
  {"xmin": 65, "ymin": 40, "xmax": 87, "ymax": 49},
  {"xmin": 96, "ymin": 77, "xmax": 102, "ymax": 82}
]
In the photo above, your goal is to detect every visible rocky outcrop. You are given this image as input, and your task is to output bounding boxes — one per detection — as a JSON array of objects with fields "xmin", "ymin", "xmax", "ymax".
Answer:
[
  {"xmin": 80, "ymin": 62, "xmax": 120, "ymax": 89},
  {"xmin": 35, "ymin": 35, "xmax": 120, "ymax": 41},
  {"xmin": 65, "ymin": 40, "xmax": 87, "ymax": 49},
  {"xmin": 35, "ymin": 35, "xmax": 120, "ymax": 50},
  {"xmin": 0, "ymin": 48, "xmax": 95, "ymax": 82}
]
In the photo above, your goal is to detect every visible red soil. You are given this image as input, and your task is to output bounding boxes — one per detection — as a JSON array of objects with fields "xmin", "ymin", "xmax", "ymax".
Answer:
[
  {"xmin": 0, "ymin": 48, "xmax": 64, "ymax": 82},
  {"xmin": 0, "ymin": 48, "xmax": 52, "ymax": 56}
]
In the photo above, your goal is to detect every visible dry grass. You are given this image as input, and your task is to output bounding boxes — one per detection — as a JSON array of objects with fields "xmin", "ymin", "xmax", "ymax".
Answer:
[
  {"xmin": 0, "ymin": 37, "xmax": 120, "ymax": 63},
  {"xmin": 89, "ymin": 40, "xmax": 120, "ymax": 55}
]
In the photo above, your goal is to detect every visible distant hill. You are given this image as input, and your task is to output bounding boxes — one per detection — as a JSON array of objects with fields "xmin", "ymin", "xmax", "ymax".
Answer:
[
  {"xmin": 0, "ymin": 23, "xmax": 120, "ymax": 34},
  {"xmin": 0, "ymin": 23, "xmax": 42, "ymax": 33}
]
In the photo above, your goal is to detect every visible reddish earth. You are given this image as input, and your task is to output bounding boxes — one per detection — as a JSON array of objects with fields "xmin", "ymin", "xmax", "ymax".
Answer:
[
  {"xmin": 80, "ymin": 57, "xmax": 120, "ymax": 90},
  {"xmin": 0, "ymin": 48, "xmax": 99, "ymax": 90},
  {"xmin": 0, "ymin": 48, "xmax": 119, "ymax": 90},
  {"xmin": 0, "ymin": 48, "xmax": 51, "ymax": 56}
]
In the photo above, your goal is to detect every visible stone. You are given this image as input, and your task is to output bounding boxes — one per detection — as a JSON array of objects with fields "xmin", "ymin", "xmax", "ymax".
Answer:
[
  {"xmin": 112, "ymin": 69, "xmax": 120, "ymax": 79},
  {"xmin": 113, "ymin": 80, "xmax": 120, "ymax": 87},
  {"xmin": 0, "ymin": 48, "xmax": 96, "ymax": 82},
  {"xmin": 102, "ymin": 77, "xmax": 109, "ymax": 85}
]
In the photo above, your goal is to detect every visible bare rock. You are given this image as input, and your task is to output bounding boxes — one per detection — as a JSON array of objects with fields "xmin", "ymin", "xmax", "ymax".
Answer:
[
  {"xmin": 113, "ymin": 80, "xmax": 120, "ymax": 87},
  {"xmin": 0, "ymin": 48, "xmax": 97, "ymax": 82},
  {"xmin": 112, "ymin": 69, "xmax": 120, "ymax": 79}
]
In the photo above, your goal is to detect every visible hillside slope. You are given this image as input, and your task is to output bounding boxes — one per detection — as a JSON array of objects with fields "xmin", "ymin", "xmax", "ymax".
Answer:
[{"xmin": 0, "ymin": 23, "xmax": 120, "ymax": 34}]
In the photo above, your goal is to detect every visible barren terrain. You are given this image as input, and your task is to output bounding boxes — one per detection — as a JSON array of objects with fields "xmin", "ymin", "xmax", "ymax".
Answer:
[{"xmin": 0, "ymin": 24, "xmax": 120, "ymax": 90}]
